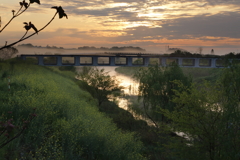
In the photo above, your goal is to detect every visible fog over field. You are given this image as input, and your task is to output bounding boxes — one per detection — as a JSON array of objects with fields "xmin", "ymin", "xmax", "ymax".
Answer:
[
  {"xmin": 16, "ymin": 46, "xmax": 233, "ymax": 57},
  {"xmin": 15, "ymin": 46, "xmax": 150, "ymax": 57}
]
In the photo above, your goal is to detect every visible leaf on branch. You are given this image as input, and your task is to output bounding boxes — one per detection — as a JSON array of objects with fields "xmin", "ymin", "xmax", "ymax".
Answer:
[
  {"xmin": 51, "ymin": 6, "xmax": 68, "ymax": 19},
  {"xmin": 29, "ymin": 0, "xmax": 41, "ymax": 5},
  {"xmin": 29, "ymin": 22, "xmax": 38, "ymax": 34},
  {"xmin": 19, "ymin": 0, "xmax": 28, "ymax": 8},
  {"xmin": 23, "ymin": 2, "xmax": 28, "ymax": 9},
  {"xmin": 23, "ymin": 22, "xmax": 38, "ymax": 34},
  {"xmin": 23, "ymin": 22, "xmax": 31, "ymax": 31}
]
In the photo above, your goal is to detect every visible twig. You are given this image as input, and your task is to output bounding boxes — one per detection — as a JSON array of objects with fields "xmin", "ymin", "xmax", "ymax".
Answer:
[
  {"xmin": 0, "ymin": 11, "xmax": 58, "ymax": 50},
  {"xmin": 20, "ymin": 30, "xmax": 29, "ymax": 40},
  {"xmin": 0, "ymin": 4, "xmax": 31, "ymax": 33},
  {"xmin": 15, "ymin": 4, "xmax": 31, "ymax": 17}
]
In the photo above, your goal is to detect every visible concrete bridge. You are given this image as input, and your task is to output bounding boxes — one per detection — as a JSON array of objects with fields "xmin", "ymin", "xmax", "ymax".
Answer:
[{"xmin": 19, "ymin": 53, "xmax": 231, "ymax": 68}]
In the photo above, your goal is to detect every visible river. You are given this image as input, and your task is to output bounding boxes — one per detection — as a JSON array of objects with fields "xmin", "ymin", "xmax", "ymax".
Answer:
[
  {"xmin": 76, "ymin": 66, "xmax": 156, "ymax": 126},
  {"xmin": 76, "ymin": 66, "xmax": 190, "ymax": 136},
  {"xmin": 95, "ymin": 66, "xmax": 138, "ymax": 109}
]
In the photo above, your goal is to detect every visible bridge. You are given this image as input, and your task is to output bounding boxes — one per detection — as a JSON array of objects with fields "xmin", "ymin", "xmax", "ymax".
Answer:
[{"xmin": 19, "ymin": 52, "xmax": 230, "ymax": 68}]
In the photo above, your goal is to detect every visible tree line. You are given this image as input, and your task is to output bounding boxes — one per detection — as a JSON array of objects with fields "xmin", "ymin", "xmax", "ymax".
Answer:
[
  {"xmin": 167, "ymin": 49, "xmax": 240, "ymax": 58},
  {"xmin": 17, "ymin": 43, "xmax": 146, "ymax": 51}
]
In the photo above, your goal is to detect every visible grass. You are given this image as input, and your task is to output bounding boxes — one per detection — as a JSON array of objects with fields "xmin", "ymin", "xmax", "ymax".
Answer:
[{"xmin": 0, "ymin": 58, "xmax": 145, "ymax": 159}]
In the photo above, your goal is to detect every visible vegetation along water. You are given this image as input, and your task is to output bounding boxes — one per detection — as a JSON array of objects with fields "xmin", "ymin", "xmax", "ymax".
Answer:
[{"xmin": 0, "ymin": 54, "xmax": 240, "ymax": 159}]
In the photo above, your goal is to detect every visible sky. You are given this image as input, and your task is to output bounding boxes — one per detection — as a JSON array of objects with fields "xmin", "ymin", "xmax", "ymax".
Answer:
[{"xmin": 0, "ymin": 0, "xmax": 240, "ymax": 55}]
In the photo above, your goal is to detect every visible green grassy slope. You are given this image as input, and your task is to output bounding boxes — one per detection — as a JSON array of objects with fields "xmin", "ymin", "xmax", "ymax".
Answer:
[{"xmin": 0, "ymin": 59, "xmax": 145, "ymax": 160}]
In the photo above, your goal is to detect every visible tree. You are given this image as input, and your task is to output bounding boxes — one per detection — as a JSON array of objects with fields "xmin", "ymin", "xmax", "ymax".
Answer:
[
  {"xmin": 211, "ymin": 49, "xmax": 214, "ymax": 54},
  {"xmin": 0, "ymin": 0, "xmax": 67, "ymax": 51},
  {"xmin": 159, "ymin": 62, "xmax": 240, "ymax": 160},
  {"xmin": 134, "ymin": 63, "xmax": 192, "ymax": 125},
  {"xmin": 77, "ymin": 67, "xmax": 124, "ymax": 106},
  {"xmin": 0, "ymin": 47, "xmax": 18, "ymax": 60},
  {"xmin": 198, "ymin": 47, "xmax": 203, "ymax": 54},
  {"xmin": 161, "ymin": 79, "xmax": 240, "ymax": 160}
]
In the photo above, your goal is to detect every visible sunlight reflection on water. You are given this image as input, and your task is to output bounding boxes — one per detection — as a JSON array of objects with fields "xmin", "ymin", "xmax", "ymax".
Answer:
[{"xmin": 76, "ymin": 66, "xmax": 155, "ymax": 126}]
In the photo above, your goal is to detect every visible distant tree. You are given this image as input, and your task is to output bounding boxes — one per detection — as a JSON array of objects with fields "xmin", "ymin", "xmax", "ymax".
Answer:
[
  {"xmin": 111, "ymin": 46, "xmax": 119, "ymax": 50},
  {"xmin": 18, "ymin": 43, "xmax": 34, "ymax": 47},
  {"xmin": 211, "ymin": 49, "xmax": 214, "ymax": 54},
  {"xmin": 134, "ymin": 63, "xmax": 192, "ymax": 125},
  {"xmin": 77, "ymin": 67, "xmax": 124, "ymax": 106},
  {"xmin": 198, "ymin": 47, "xmax": 203, "ymax": 54}
]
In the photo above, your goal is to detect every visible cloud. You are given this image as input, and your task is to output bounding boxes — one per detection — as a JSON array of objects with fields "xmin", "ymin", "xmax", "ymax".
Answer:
[
  {"xmin": 1, "ymin": 0, "xmax": 240, "ymax": 54},
  {"xmin": 161, "ymin": 12, "xmax": 240, "ymax": 39}
]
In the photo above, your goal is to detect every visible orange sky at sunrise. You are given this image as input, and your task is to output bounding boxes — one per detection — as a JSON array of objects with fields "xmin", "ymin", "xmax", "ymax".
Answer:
[{"xmin": 1, "ymin": 0, "xmax": 240, "ymax": 54}]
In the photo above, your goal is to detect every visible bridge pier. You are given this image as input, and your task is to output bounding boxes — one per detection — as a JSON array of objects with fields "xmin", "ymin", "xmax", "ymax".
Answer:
[
  {"xmin": 57, "ymin": 56, "xmax": 62, "ymax": 66},
  {"xmin": 178, "ymin": 58, "xmax": 183, "ymax": 66},
  {"xmin": 75, "ymin": 56, "xmax": 80, "ymax": 66},
  {"xmin": 127, "ymin": 57, "xmax": 133, "ymax": 66},
  {"xmin": 92, "ymin": 57, "xmax": 98, "ymax": 66},
  {"xmin": 144, "ymin": 57, "xmax": 149, "ymax": 66},
  {"xmin": 161, "ymin": 58, "xmax": 166, "ymax": 67},
  {"xmin": 110, "ymin": 57, "xmax": 115, "ymax": 66},
  {"xmin": 211, "ymin": 58, "xmax": 216, "ymax": 68},
  {"xmin": 38, "ymin": 56, "xmax": 44, "ymax": 65},
  {"xmin": 194, "ymin": 58, "xmax": 200, "ymax": 67}
]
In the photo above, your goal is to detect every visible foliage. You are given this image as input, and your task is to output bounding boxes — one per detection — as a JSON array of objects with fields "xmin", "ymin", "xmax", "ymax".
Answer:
[
  {"xmin": 160, "ymin": 79, "xmax": 240, "ymax": 160},
  {"xmin": 221, "ymin": 59, "xmax": 240, "ymax": 101},
  {"xmin": 0, "ymin": 59, "xmax": 145, "ymax": 159},
  {"xmin": 159, "ymin": 62, "xmax": 240, "ymax": 160},
  {"xmin": 134, "ymin": 63, "xmax": 192, "ymax": 123},
  {"xmin": 181, "ymin": 67, "xmax": 222, "ymax": 84},
  {"xmin": 77, "ymin": 66, "xmax": 124, "ymax": 106}
]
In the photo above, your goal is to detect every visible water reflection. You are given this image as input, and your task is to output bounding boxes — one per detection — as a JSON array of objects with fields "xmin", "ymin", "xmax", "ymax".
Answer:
[
  {"xmin": 101, "ymin": 67, "xmax": 138, "ymax": 96},
  {"xmin": 76, "ymin": 66, "xmax": 155, "ymax": 126},
  {"xmin": 98, "ymin": 67, "xmax": 155, "ymax": 126}
]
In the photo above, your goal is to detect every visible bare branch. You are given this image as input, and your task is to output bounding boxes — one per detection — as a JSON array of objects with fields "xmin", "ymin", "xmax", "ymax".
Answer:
[
  {"xmin": 0, "ymin": 3, "xmax": 31, "ymax": 33},
  {"xmin": 0, "ymin": 12, "xmax": 58, "ymax": 50}
]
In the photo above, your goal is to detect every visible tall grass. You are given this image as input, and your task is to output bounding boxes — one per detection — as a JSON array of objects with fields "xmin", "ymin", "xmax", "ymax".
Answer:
[{"xmin": 0, "ymin": 59, "xmax": 145, "ymax": 159}]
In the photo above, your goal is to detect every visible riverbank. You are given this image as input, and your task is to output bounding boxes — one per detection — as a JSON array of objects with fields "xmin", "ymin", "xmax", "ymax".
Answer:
[
  {"xmin": 0, "ymin": 59, "xmax": 145, "ymax": 159},
  {"xmin": 75, "ymin": 66, "xmax": 179, "ymax": 159}
]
